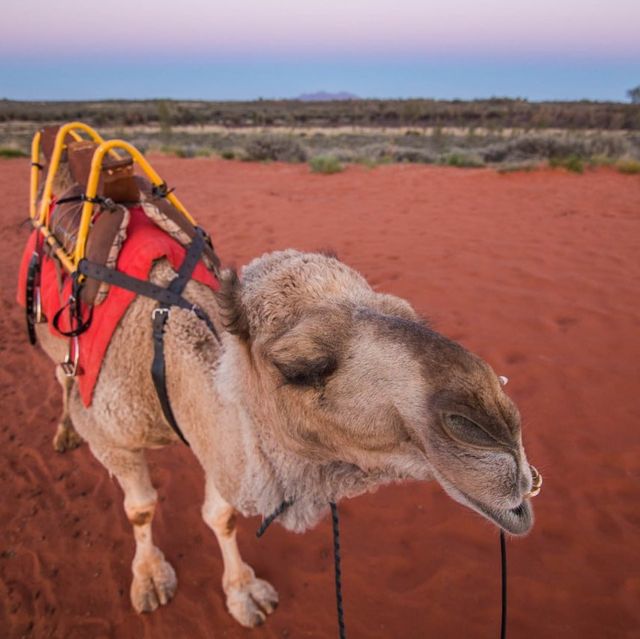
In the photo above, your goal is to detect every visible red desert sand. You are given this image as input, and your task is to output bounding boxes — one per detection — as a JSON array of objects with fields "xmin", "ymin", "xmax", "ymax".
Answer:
[{"xmin": 0, "ymin": 157, "xmax": 638, "ymax": 639}]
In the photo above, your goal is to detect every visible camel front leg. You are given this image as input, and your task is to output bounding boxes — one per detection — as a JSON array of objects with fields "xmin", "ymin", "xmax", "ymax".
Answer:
[
  {"xmin": 202, "ymin": 481, "xmax": 278, "ymax": 627},
  {"xmin": 52, "ymin": 365, "xmax": 83, "ymax": 452},
  {"xmin": 91, "ymin": 444, "xmax": 177, "ymax": 612}
]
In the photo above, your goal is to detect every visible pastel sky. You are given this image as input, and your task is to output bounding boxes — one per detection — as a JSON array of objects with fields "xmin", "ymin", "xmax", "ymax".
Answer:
[{"xmin": 1, "ymin": 0, "xmax": 638, "ymax": 100}]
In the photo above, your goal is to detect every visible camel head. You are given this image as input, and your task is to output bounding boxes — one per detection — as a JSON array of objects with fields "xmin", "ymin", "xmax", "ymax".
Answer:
[{"xmin": 217, "ymin": 250, "xmax": 538, "ymax": 535}]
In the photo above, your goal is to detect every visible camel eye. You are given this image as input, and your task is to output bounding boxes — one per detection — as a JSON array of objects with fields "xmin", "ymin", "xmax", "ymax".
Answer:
[
  {"xmin": 274, "ymin": 355, "xmax": 337, "ymax": 388},
  {"xmin": 443, "ymin": 414, "xmax": 498, "ymax": 448}
]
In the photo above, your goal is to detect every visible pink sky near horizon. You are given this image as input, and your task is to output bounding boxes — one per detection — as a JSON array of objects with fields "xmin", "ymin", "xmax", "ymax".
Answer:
[{"xmin": 2, "ymin": 0, "xmax": 639, "ymax": 59}]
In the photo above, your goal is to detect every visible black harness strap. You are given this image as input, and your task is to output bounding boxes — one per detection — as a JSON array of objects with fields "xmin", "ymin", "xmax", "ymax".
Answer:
[
  {"xmin": 77, "ymin": 227, "xmax": 220, "ymax": 446},
  {"xmin": 150, "ymin": 228, "xmax": 210, "ymax": 446},
  {"xmin": 77, "ymin": 259, "xmax": 217, "ymax": 335},
  {"xmin": 51, "ymin": 276, "xmax": 94, "ymax": 338},
  {"xmin": 25, "ymin": 252, "xmax": 40, "ymax": 345}
]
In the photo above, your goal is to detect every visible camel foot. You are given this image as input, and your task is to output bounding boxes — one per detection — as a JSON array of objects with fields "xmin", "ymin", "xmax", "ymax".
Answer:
[
  {"xmin": 226, "ymin": 577, "xmax": 278, "ymax": 628},
  {"xmin": 53, "ymin": 423, "xmax": 83, "ymax": 453},
  {"xmin": 131, "ymin": 554, "xmax": 177, "ymax": 613}
]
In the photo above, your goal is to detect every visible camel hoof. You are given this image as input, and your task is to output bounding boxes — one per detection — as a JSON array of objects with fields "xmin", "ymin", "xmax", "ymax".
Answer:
[
  {"xmin": 131, "ymin": 557, "xmax": 177, "ymax": 613},
  {"xmin": 226, "ymin": 577, "xmax": 278, "ymax": 628},
  {"xmin": 53, "ymin": 423, "xmax": 83, "ymax": 453}
]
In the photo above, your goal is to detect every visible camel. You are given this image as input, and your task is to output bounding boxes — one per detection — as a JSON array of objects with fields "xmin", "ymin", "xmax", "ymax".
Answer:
[{"xmin": 35, "ymin": 247, "xmax": 539, "ymax": 628}]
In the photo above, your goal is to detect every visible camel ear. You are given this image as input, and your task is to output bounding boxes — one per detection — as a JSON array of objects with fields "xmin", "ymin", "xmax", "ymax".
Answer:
[
  {"xmin": 375, "ymin": 293, "xmax": 419, "ymax": 322},
  {"xmin": 215, "ymin": 269, "xmax": 250, "ymax": 340}
]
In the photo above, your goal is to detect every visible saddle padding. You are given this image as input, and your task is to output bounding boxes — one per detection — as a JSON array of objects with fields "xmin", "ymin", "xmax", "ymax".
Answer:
[
  {"xmin": 48, "ymin": 184, "xmax": 84, "ymax": 255},
  {"xmin": 83, "ymin": 205, "xmax": 130, "ymax": 305},
  {"xmin": 49, "ymin": 184, "xmax": 131, "ymax": 306},
  {"xmin": 136, "ymin": 177, "xmax": 221, "ymax": 273}
]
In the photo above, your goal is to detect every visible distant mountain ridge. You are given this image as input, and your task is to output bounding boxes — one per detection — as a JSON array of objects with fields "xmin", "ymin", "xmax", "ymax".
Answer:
[{"xmin": 295, "ymin": 91, "xmax": 359, "ymax": 101}]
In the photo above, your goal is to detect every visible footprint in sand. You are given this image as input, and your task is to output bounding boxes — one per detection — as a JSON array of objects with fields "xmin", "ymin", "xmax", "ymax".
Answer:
[
  {"xmin": 555, "ymin": 316, "xmax": 579, "ymax": 331},
  {"xmin": 505, "ymin": 352, "xmax": 527, "ymax": 365}
]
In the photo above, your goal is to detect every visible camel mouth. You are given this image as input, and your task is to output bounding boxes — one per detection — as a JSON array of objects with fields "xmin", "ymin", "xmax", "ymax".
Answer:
[
  {"xmin": 478, "ymin": 498, "xmax": 534, "ymax": 535},
  {"xmin": 473, "ymin": 465, "xmax": 541, "ymax": 535},
  {"xmin": 432, "ymin": 469, "xmax": 536, "ymax": 535}
]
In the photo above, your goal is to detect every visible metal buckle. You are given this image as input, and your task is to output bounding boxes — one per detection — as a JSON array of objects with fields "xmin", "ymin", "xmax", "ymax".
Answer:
[
  {"xmin": 152, "ymin": 307, "xmax": 169, "ymax": 320},
  {"xmin": 34, "ymin": 287, "xmax": 44, "ymax": 323},
  {"xmin": 61, "ymin": 336, "xmax": 80, "ymax": 377}
]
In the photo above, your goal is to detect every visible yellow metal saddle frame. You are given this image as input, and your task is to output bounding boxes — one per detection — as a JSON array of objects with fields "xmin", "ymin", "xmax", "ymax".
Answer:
[{"xmin": 30, "ymin": 121, "xmax": 195, "ymax": 282}]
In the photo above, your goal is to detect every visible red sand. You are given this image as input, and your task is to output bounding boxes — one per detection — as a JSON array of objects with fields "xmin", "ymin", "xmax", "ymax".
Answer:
[{"xmin": 1, "ymin": 158, "xmax": 639, "ymax": 639}]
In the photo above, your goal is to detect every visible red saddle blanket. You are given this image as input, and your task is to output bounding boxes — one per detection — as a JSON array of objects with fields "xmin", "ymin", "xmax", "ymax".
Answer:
[{"xmin": 17, "ymin": 206, "xmax": 219, "ymax": 406}]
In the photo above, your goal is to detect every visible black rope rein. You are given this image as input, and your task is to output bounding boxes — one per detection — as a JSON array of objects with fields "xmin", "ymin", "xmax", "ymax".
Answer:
[
  {"xmin": 500, "ymin": 530, "xmax": 508, "ymax": 639},
  {"xmin": 255, "ymin": 499, "xmax": 293, "ymax": 539},
  {"xmin": 330, "ymin": 502, "xmax": 347, "ymax": 639},
  {"xmin": 257, "ymin": 499, "xmax": 508, "ymax": 639}
]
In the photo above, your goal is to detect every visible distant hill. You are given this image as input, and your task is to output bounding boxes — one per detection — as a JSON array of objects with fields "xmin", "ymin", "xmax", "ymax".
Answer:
[{"xmin": 295, "ymin": 91, "xmax": 359, "ymax": 102}]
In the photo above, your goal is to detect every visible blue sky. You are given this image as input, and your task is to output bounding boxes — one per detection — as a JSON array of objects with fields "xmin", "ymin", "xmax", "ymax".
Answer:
[{"xmin": 1, "ymin": 0, "xmax": 638, "ymax": 101}]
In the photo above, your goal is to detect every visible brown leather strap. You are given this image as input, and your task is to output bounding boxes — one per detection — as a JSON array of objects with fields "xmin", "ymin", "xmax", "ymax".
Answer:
[{"xmin": 67, "ymin": 141, "xmax": 139, "ymax": 202}]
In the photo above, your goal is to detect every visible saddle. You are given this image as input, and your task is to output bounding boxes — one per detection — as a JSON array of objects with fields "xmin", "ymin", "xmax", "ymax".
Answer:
[
  {"xmin": 24, "ymin": 122, "xmax": 222, "ymax": 446},
  {"xmin": 37, "ymin": 125, "xmax": 220, "ymax": 305}
]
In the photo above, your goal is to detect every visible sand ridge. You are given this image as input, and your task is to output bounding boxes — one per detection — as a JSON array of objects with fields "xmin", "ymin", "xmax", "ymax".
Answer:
[{"xmin": 1, "ymin": 158, "xmax": 639, "ymax": 638}]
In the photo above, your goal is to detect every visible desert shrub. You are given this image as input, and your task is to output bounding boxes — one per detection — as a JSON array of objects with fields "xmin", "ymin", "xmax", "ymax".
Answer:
[
  {"xmin": 549, "ymin": 155, "xmax": 584, "ymax": 173},
  {"xmin": 309, "ymin": 147, "xmax": 357, "ymax": 163},
  {"xmin": 497, "ymin": 162, "xmax": 540, "ymax": 174},
  {"xmin": 0, "ymin": 147, "xmax": 28, "ymax": 158},
  {"xmin": 245, "ymin": 135, "xmax": 307, "ymax": 162},
  {"xmin": 309, "ymin": 155, "xmax": 344, "ymax": 174},
  {"xmin": 357, "ymin": 143, "xmax": 395, "ymax": 163},
  {"xmin": 220, "ymin": 149, "xmax": 235, "ymax": 160},
  {"xmin": 354, "ymin": 157, "xmax": 380, "ymax": 169},
  {"xmin": 481, "ymin": 133, "xmax": 630, "ymax": 163},
  {"xmin": 615, "ymin": 158, "xmax": 640, "ymax": 174},
  {"xmin": 393, "ymin": 147, "xmax": 437, "ymax": 163},
  {"xmin": 588, "ymin": 154, "xmax": 615, "ymax": 167},
  {"xmin": 159, "ymin": 145, "xmax": 196, "ymax": 158},
  {"xmin": 442, "ymin": 151, "xmax": 485, "ymax": 168},
  {"xmin": 354, "ymin": 143, "xmax": 435, "ymax": 164}
]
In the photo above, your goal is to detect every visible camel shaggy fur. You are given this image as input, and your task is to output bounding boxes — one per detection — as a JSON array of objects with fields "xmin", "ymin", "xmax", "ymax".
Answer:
[{"xmin": 36, "ymin": 249, "xmax": 537, "ymax": 627}]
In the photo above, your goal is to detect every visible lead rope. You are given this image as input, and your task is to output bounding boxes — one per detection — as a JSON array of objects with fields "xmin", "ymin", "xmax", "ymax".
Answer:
[
  {"xmin": 257, "ymin": 499, "xmax": 348, "ymax": 638},
  {"xmin": 500, "ymin": 530, "xmax": 507, "ymax": 639},
  {"xmin": 258, "ymin": 500, "xmax": 507, "ymax": 639},
  {"xmin": 330, "ymin": 502, "xmax": 347, "ymax": 639}
]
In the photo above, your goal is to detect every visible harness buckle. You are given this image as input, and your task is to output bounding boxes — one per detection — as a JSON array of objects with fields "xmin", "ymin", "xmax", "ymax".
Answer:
[
  {"xmin": 34, "ymin": 287, "xmax": 44, "ymax": 323},
  {"xmin": 61, "ymin": 336, "xmax": 81, "ymax": 377},
  {"xmin": 152, "ymin": 307, "xmax": 169, "ymax": 321}
]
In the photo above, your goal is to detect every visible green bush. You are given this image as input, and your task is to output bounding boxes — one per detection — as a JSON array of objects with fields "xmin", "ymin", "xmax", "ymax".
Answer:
[
  {"xmin": 549, "ymin": 155, "xmax": 584, "ymax": 173},
  {"xmin": 497, "ymin": 162, "xmax": 539, "ymax": 174},
  {"xmin": 309, "ymin": 155, "xmax": 344, "ymax": 174},
  {"xmin": 442, "ymin": 152, "xmax": 484, "ymax": 168},
  {"xmin": 0, "ymin": 147, "xmax": 28, "ymax": 158},
  {"xmin": 245, "ymin": 135, "xmax": 307, "ymax": 162},
  {"xmin": 615, "ymin": 158, "xmax": 640, "ymax": 174},
  {"xmin": 482, "ymin": 133, "xmax": 630, "ymax": 164}
]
